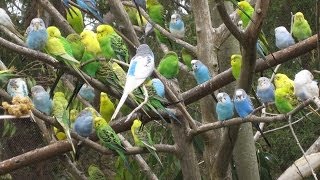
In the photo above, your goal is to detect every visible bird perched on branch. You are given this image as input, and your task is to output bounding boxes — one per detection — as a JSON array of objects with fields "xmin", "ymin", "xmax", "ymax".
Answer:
[
  {"xmin": 0, "ymin": 8, "xmax": 24, "ymax": 39},
  {"xmin": 274, "ymin": 73, "xmax": 297, "ymax": 113},
  {"xmin": 157, "ymin": 51, "xmax": 179, "ymax": 79},
  {"xmin": 111, "ymin": 44, "xmax": 155, "ymax": 121},
  {"xmin": 31, "ymin": 85, "xmax": 52, "ymax": 116},
  {"xmin": 26, "ymin": 18, "xmax": 48, "ymax": 51},
  {"xmin": 233, "ymin": 89, "xmax": 271, "ymax": 147},
  {"xmin": 169, "ymin": 13, "xmax": 185, "ymax": 39},
  {"xmin": 66, "ymin": 6, "xmax": 84, "ymax": 34},
  {"xmin": 292, "ymin": 12, "xmax": 312, "ymax": 42},
  {"xmin": 230, "ymin": 54, "xmax": 242, "ymax": 80},
  {"xmin": 75, "ymin": 0, "xmax": 104, "ymax": 22},
  {"xmin": 216, "ymin": 92, "xmax": 234, "ymax": 121},
  {"xmin": 7, "ymin": 78, "xmax": 28, "ymax": 97},
  {"xmin": 275, "ymin": 26, "xmax": 295, "ymax": 49},
  {"xmin": 99, "ymin": 92, "xmax": 115, "ymax": 124},
  {"xmin": 79, "ymin": 84, "xmax": 95, "ymax": 103},
  {"xmin": 256, "ymin": 77, "xmax": 275, "ymax": 105},
  {"xmin": 74, "ymin": 107, "xmax": 97, "ymax": 137}
]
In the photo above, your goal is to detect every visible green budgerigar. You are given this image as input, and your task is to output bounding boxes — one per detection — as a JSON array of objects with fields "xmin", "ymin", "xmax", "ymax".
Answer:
[
  {"xmin": 274, "ymin": 87, "xmax": 294, "ymax": 113},
  {"xmin": 66, "ymin": 6, "xmax": 84, "ymax": 34},
  {"xmin": 53, "ymin": 92, "xmax": 76, "ymax": 153},
  {"xmin": 88, "ymin": 164, "xmax": 106, "ymax": 180},
  {"xmin": 292, "ymin": 12, "xmax": 312, "ymax": 42},
  {"xmin": 99, "ymin": 92, "xmax": 115, "ymax": 124},
  {"xmin": 230, "ymin": 54, "xmax": 242, "ymax": 80},
  {"xmin": 96, "ymin": 25, "xmax": 129, "ymax": 63},
  {"xmin": 181, "ymin": 48, "xmax": 196, "ymax": 70},
  {"xmin": 157, "ymin": 51, "xmax": 179, "ymax": 79},
  {"xmin": 131, "ymin": 119, "xmax": 162, "ymax": 165},
  {"xmin": 66, "ymin": 33, "xmax": 85, "ymax": 61},
  {"xmin": 93, "ymin": 116, "xmax": 128, "ymax": 164}
]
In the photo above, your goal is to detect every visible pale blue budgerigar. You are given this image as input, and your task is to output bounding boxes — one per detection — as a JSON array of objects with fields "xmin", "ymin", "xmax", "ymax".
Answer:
[
  {"xmin": 233, "ymin": 89, "xmax": 271, "ymax": 147},
  {"xmin": 275, "ymin": 26, "xmax": 295, "ymax": 49},
  {"xmin": 294, "ymin": 69, "xmax": 320, "ymax": 107},
  {"xmin": 53, "ymin": 92, "xmax": 76, "ymax": 153},
  {"xmin": 111, "ymin": 44, "xmax": 155, "ymax": 121},
  {"xmin": 151, "ymin": 78, "xmax": 165, "ymax": 98},
  {"xmin": 216, "ymin": 92, "xmax": 234, "ymax": 121},
  {"xmin": 31, "ymin": 85, "xmax": 52, "ymax": 116},
  {"xmin": 7, "ymin": 78, "xmax": 28, "ymax": 97},
  {"xmin": 169, "ymin": 13, "xmax": 185, "ymax": 39},
  {"xmin": 256, "ymin": 77, "xmax": 275, "ymax": 105},
  {"xmin": 26, "ymin": 18, "xmax": 48, "ymax": 51},
  {"xmin": 191, "ymin": 59, "xmax": 217, "ymax": 102},
  {"xmin": 0, "ymin": 8, "xmax": 24, "ymax": 39},
  {"xmin": 73, "ymin": 107, "xmax": 98, "ymax": 137},
  {"xmin": 76, "ymin": 0, "xmax": 104, "ymax": 22},
  {"xmin": 79, "ymin": 84, "xmax": 95, "ymax": 103}
]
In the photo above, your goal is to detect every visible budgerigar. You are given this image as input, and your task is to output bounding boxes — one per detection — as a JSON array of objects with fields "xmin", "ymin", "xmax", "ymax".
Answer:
[
  {"xmin": 131, "ymin": 119, "xmax": 162, "ymax": 165},
  {"xmin": 216, "ymin": 92, "xmax": 234, "ymax": 121},
  {"xmin": 99, "ymin": 92, "xmax": 115, "ymax": 123},
  {"xmin": 256, "ymin": 77, "xmax": 275, "ymax": 105},
  {"xmin": 0, "ymin": 8, "xmax": 23, "ymax": 39},
  {"xmin": 237, "ymin": 1, "xmax": 254, "ymax": 28},
  {"xmin": 292, "ymin": 12, "xmax": 312, "ymax": 42},
  {"xmin": 78, "ymin": 84, "xmax": 95, "ymax": 103},
  {"xmin": 275, "ymin": 26, "xmax": 295, "ymax": 49},
  {"xmin": 151, "ymin": 78, "xmax": 165, "ymax": 98},
  {"xmin": 191, "ymin": 59, "xmax": 217, "ymax": 102},
  {"xmin": 133, "ymin": 0, "xmax": 146, "ymax": 30},
  {"xmin": 76, "ymin": 0, "xmax": 104, "ymax": 22},
  {"xmin": 66, "ymin": 6, "xmax": 84, "ymax": 34},
  {"xmin": 94, "ymin": 116, "xmax": 127, "ymax": 164},
  {"xmin": 26, "ymin": 18, "xmax": 48, "ymax": 50},
  {"xmin": 111, "ymin": 44, "xmax": 155, "ymax": 121},
  {"xmin": 53, "ymin": 92, "xmax": 76, "ymax": 153},
  {"xmin": 74, "ymin": 107, "xmax": 97, "ymax": 137},
  {"xmin": 181, "ymin": 48, "xmax": 196, "ymax": 70},
  {"xmin": 274, "ymin": 73, "xmax": 297, "ymax": 113},
  {"xmin": 66, "ymin": 33, "xmax": 85, "ymax": 61},
  {"xmin": 31, "ymin": 85, "xmax": 52, "ymax": 115},
  {"xmin": 230, "ymin": 54, "xmax": 242, "ymax": 80},
  {"xmin": 274, "ymin": 73, "xmax": 294, "ymax": 91},
  {"xmin": 233, "ymin": 89, "xmax": 271, "ymax": 146},
  {"xmin": 88, "ymin": 164, "xmax": 106, "ymax": 180},
  {"xmin": 7, "ymin": 78, "xmax": 28, "ymax": 97},
  {"xmin": 294, "ymin": 69, "xmax": 320, "ymax": 107},
  {"xmin": 157, "ymin": 51, "xmax": 179, "ymax": 79},
  {"xmin": 169, "ymin": 13, "xmax": 185, "ymax": 39},
  {"xmin": 96, "ymin": 25, "xmax": 129, "ymax": 63}
]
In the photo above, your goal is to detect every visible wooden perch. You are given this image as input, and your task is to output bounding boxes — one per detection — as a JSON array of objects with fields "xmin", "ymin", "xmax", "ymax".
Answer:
[{"xmin": 278, "ymin": 153, "xmax": 320, "ymax": 180}]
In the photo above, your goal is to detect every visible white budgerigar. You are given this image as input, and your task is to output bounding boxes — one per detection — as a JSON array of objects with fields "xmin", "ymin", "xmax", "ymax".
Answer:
[
  {"xmin": 274, "ymin": 26, "xmax": 295, "ymax": 49},
  {"xmin": 294, "ymin": 69, "xmax": 320, "ymax": 107},
  {"xmin": 7, "ymin": 78, "xmax": 28, "ymax": 97},
  {"xmin": 111, "ymin": 44, "xmax": 155, "ymax": 120},
  {"xmin": 0, "ymin": 8, "xmax": 23, "ymax": 39}
]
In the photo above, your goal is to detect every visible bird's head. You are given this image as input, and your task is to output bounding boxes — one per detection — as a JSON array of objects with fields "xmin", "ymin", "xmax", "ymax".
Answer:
[
  {"xmin": 274, "ymin": 26, "xmax": 288, "ymax": 34},
  {"xmin": 31, "ymin": 18, "xmax": 46, "ymax": 31},
  {"xmin": 70, "ymin": 109, "xmax": 79, "ymax": 123},
  {"xmin": 234, "ymin": 89, "xmax": 246, "ymax": 101},
  {"xmin": 217, "ymin": 92, "xmax": 231, "ymax": 103},
  {"xmin": 294, "ymin": 12, "xmax": 305, "ymax": 22},
  {"xmin": 31, "ymin": 85, "xmax": 45, "ymax": 96},
  {"xmin": 66, "ymin": 33, "xmax": 81, "ymax": 42},
  {"xmin": 132, "ymin": 119, "xmax": 142, "ymax": 129},
  {"xmin": 170, "ymin": 13, "xmax": 181, "ymax": 23},
  {"xmin": 53, "ymin": 91, "xmax": 65, "ymax": 99},
  {"xmin": 294, "ymin": 69, "xmax": 314, "ymax": 84},
  {"xmin": 274, "ymin": 73, "xmax": 289, "ymax": 87},
  {"xmin": 191, "ymin": 59, "xmax": 202, "ymax": 71},
  {"xmin": 258, "ymin": 77, "xmax": 271, "ymax": 88},
  {"xmin": 96, "ymin": 25, "xmax": 114, "ymax": 38},
  {"xmin": 230, "ymin": 54, "xmax": 242, "ymax": 66},
  {"xmin": 47, "ymin": 26, "xmax": 61, "ymax": 38},
  {"xmin": 237, "ymin": 1, "xmax": 251, "ymax": 14},
  {"xmin": 80, "ymin": 30, "xmax": 96, "ymax": 44},
  {"xmin": 136, "ymin": 43, "xmax": 153, "ymax": 55},
  {"xmin": 93, "ymin": 117, "xmax": 106, "ymax": 128}
]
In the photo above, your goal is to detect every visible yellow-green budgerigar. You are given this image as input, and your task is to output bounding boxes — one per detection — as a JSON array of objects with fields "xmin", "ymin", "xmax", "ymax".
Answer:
[
  {"xmin": 181, "ymin": 48, "xmax": 196, "ymax": 70},
  {"xmin": 93, "ymin": 116, "xmax": 128, "ymax": 164},
  {"xmin": 66, "ymin": 6, "xmax": 84, "ymax": 34},
  {"xmin": 292, "ymin": 12, "xmax": 312, "ymax": 42},
  {"xmin": 237, "ymin": 1, "xmax": 254, "ymax": 28},
  {"xmin": 96, "ymin": 25, "xmax": 129, "ymax": 63},
  {"xmin": 53, "ymin": 92, "xmax": 76, "ymax": 153},
  {"xmin": 274, "ymin": 73, "xmax": 294, "ymax": 91},
  {"xmin": 131, "ymin": 119, "xmax": 162, "ymax": 165},
  {"xmin": 274, "ymin": 74, "xmax": 297, "ymax": 113},
  {"xmin": 88, "ymin": 164, "xmax": 106, "ymax": 180},
  {"xmin": 66, "ymin": 33, "xmax": 85, "ymax": 62},
  {"xmin": 99, "ymin": 92, "xmax": 115, "ymax": 124},
  {"xmin": 157, "ymin": 51, "xmax": 179, "ymax": 79},
  {"xmin": 230, "ymin": 54, "xmax": 242, "ymax": 80}
]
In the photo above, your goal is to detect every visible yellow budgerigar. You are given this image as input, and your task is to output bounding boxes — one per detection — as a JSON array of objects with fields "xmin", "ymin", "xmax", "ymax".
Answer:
[{"xmin": 99, "ymin": 92, "xmax": 115, "ymax": 123}]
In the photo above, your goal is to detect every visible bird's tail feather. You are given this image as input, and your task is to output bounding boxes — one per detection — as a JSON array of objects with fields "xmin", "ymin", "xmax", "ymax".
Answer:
[
  {"xmin": 253, "ymin": 122, "xmax": 271, "ymax": 147},
  {"xmin": 144, "ymin": 143, "xmax": 163, "ymax": 166},
  {"xmin": 111, "ymin": 93, "xmax": 129, "ymax": 120}
]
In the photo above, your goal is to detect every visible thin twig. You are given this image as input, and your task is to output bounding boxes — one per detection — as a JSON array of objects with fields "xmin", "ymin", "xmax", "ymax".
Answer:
[{"xmin": 288, "ymin": 115, "xmax": 318, "ymax": 180}]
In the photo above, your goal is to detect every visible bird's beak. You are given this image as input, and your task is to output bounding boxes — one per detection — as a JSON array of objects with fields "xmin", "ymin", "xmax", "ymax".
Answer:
[{"xmin": 35, "ymin": 22, "xmax": 40, "ymax": 30}]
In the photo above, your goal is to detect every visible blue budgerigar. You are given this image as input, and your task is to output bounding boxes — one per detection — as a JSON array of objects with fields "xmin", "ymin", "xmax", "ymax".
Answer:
[
  {"xmin": 216, "ymin": 92, "xmax": 234, "ymax": 121},
  {"xmin": 275, "ymin": 26, "xmax": 295, "ymax": 49},
  {"xmin": 111, "ymin": 44, "xmax": 155, "ymax": 121},
  {"xmin": 7, "ymin": 78, "xmax": 28, "ymax": 97},
  {"xmin": 31, "ymin": 85, "xmax": 52, "ymax": 116},
  {"xmin": 73, "ymin": 107, "xmax": 97, "ymax": 137},
  {"xmin": 233, "ymin": 89, "xmax": 271, "ymax": 147},
  {"xmin": 151, "ymin": 78, "xmax": 165, "ymax": 98},
  {"xmin": 79, "ymin": 84, "xmax": 95, "ymax": 103},
  {"xmin": 256, "ymin": 77, "xmax": 275, "ymax": 105},
  {"xmin": 169, "ymin": 13, "xmax": 185, "ymax": 39},
  {"xmin": 76, "ymin": 0, "xmax": 103, "ymax": 22},
  {"xmin": 26, "ymin": 18, "xmax": 48, "ymax": 50},
  {"xmin": 191, "ymin": 60, "xmax": 211, "ymax": 84}
]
